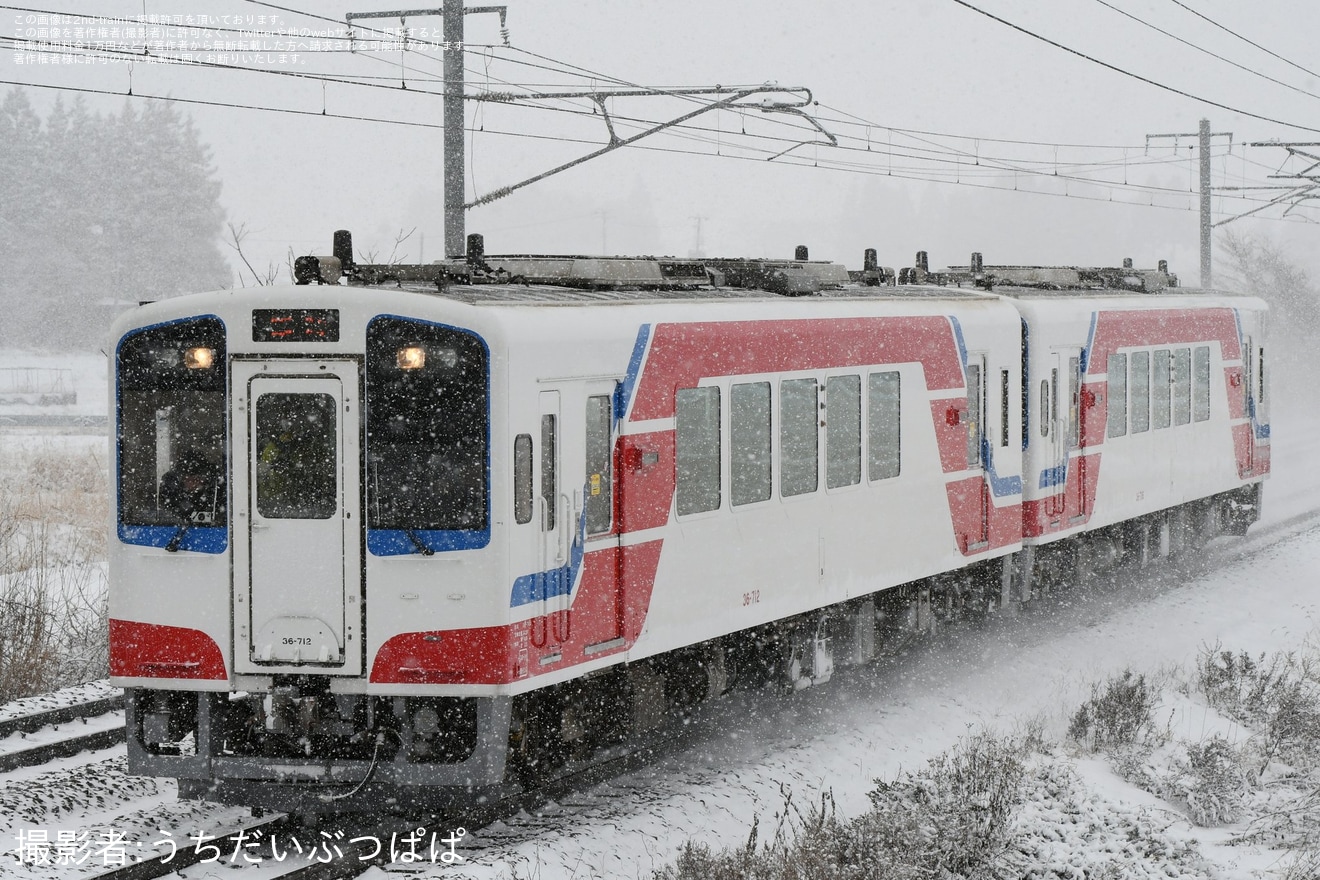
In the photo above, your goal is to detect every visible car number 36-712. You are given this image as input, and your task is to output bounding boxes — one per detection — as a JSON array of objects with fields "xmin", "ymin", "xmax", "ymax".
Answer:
[{"xmin": 281, "ymin": 637, "xmax": 314, "ymax": 646}]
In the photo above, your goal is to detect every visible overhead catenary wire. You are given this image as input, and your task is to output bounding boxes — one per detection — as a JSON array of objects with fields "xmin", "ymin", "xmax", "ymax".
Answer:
[
  {"xmin": 1163, "ymin": 0, "xmax": 1320, "ymax": 82},
  {"xmin": 2, "ymin": 74, "xmax": 1311, "ymax": 227},
  {"xmin": 5, "ymin": 1, "xmax": 1316, "ymax": 226},
  {"xmin": 0, "ymin": 42, "xmax": 1278, "ymax": 208},
  {"xmin": 6, "ymin": 29, "xmax": 1203, "ymax": 184},
  {"xmin": 1085, "ymin": 0, "xmax": 1320, "ymax": 104},
  {"xmin": 945, "ymin": 0, "xmax": 1320, "ymax": 136}
]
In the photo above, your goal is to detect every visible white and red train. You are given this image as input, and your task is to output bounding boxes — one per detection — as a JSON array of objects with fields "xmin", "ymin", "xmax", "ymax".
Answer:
[{"xmin": 107, "ymin": 234, "xmax": 1269, "ymax": 811}]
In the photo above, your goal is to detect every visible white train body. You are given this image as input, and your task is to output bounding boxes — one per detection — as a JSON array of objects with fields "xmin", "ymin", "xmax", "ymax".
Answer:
[{"xmin": 107, "ymin": 248, "xmax": 1267, "ymax": 810}]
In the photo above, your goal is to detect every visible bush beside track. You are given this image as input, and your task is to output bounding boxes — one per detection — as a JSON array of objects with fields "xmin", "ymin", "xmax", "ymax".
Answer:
[{"xmin": 657, "ymin": 641, "xmax": 1320, "ymax": 880}]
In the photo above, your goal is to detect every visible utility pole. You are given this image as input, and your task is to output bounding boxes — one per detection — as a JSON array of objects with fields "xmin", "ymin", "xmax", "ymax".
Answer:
[
  {"xmin": 442, "ymin": 0, "xmax": 464, "ymax": 258},
  {"xmin": 1146, "ymin": 118, "xmax": 1231, "ymax": 288},
  {"xmin": 689, "ymin": 214, "xmax": 708, "ymax": 257},
  {"xmin": 347, "ymin": 4, "xmax": 509, "ymax": 258}
]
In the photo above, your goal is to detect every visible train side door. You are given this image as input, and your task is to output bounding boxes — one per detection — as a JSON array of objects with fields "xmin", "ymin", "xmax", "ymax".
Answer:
[
  {"xmin": 534, "ymin": 382, "xmax": 623, "ymax": 653},
  {"xmin": 1242, "ymin": 334, "xmax": 1256, "ymax": 473},
  {"xmin": 1050, "ymin": 350, "xmax": 1085, "ymax": 522},
  {"xmin": 232, "ymin": 360, "xmax": 363, "ymax": 675},
  {"xmin": 532, "ymin": 390, "xmax": 566, "ymax": 650},
  {"xmin": 965, "ymin": 355, "xmax": 989, "ymax": 550},
  {"xmin": 579, "ymin": 384, "xmax": 624, "ymax": 649}
]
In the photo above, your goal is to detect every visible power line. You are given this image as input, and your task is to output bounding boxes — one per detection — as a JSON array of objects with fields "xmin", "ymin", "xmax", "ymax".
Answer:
[
  {"xmin": 8, "ymin": 2, "xmax": 1315, "ymax": 225},
  {"xmin": 0, "ymin": 76, "xmax": 450, "ymax": 129},
  {"xmin": 2, "ymin": 75, "xmax": 1309, "ymax": 227},
  {"xmin": 945, "ymin": 0, "xmax": 1320, "ymax": 135},
  {"xmin": 0, "ymin": 42, "xmax": 1256, "ymax": 205},
  {"xmin": 1164, "ymin": 0, "xmax": 1320, "ymax": 82},
  {"xmin": 1086, "ymin": 0, "xmax": 1320, "ymax": 104}
]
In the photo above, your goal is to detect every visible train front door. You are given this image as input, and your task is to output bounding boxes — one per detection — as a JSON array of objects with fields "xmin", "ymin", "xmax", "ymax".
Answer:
[{"xmin": 232, "ymin": 360, "xmax": 363, "ymax": 675}]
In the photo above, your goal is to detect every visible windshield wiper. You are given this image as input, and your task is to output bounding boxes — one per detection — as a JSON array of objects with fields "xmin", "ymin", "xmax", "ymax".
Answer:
[
  {"xmin": 165, "ymin": 523, "xmax": 190, "ymax": 552},
  {"xmin": 404, "ymin": 529, "xmax": 435, "ymax": 556}
]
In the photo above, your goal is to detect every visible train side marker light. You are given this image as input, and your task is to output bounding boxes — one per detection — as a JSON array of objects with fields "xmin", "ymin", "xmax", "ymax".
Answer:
[
  {"xmin": 184, "ymin": 347, "xmax": 215, "ymax": 369},
  {"xmin": 397, "ymin": 346, "xmax": 426, "ymax": 370}
]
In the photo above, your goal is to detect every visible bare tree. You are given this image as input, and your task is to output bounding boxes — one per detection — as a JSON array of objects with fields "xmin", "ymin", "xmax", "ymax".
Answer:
[
  {"xmin": 357, "ymin": 227, "xmax": 418, "ymax": 266},
  {"xmin": 224, "ymin": 221, "xmax": 281, "ymax": 287}
]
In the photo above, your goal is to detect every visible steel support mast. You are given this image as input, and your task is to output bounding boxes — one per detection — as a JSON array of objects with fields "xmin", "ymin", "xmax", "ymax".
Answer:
[
  {"xmin": 347, "ymin": 4, "xmax": 508, "ymax": 258},
  {"xmin": 1146, "ymin": 119, "xmax": 1231, "ymax": 288}
]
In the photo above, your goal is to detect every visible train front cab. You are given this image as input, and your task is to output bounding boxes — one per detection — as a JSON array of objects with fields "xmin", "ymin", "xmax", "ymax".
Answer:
[{"xmin": 110, "ymin": 307, "xmax": 517, "ymax": 811}]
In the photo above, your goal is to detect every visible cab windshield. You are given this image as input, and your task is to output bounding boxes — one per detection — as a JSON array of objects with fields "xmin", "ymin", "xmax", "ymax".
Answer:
[
  {"xmin": 117, "ymin": 318, "xmax": 227, "ymax": 538},
  {"xmin": 365, "ymin": 316, "xmax": 489, "ymax": 550}
]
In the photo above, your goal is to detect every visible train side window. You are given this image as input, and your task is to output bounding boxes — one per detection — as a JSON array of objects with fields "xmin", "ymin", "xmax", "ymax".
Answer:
[
  {"xmin": 540, "ymin": 415, "xmax": 556, "ymax": 531},
  {"xmin": 1039, "ymin": 379, "xmax": 1050, "ymax": 437},
  {"xmin": 1066, "ymin": 357, "xmax": 1080, "ymax": 449},
  {"xmin": 868, "ymin": 371, "xmax": 901, "ymax": 481},
  {"xmin": 1107, "ymin": 354, "xmax": 1127, "ymax": 438},
  {"xmin": 513, "ymin": 434, "xmax": 533, "ymax": 525},
  {"xmin": 1193, "ymin": 346, "xmax": 1211, "ymax": 422},
  {"xmin": 731, "ymin": 382, "xmax": 772, "ymax": 506},
  {"xmin": 1258, "ymin": 347, "xmax": 1266, "ymax": 404},
  {"xmin": 584, "ymin": 395, "xmax": 613, "ymax": 534},
  {"xmin": 966, "ymin": 363, "xmax": 983, "ymax": 466},
  {"xmin": 825, "ymin": 375, "xmax": 861, "ymax": 489},
  {"xmin": 1152, "ymin": 349, "xmax": 1172, "ymax": 429},
  {"xmin": 1173, "ymin": 348, "xmax": 1191, "ymax": 426},
  {"xmin": 675, "ymin": 387, "xmax": 721, "ymax": 515},
  {"xmin": 1000, "ymin": 369, "xmax": 1010, "ymax": 448},
  {"xmin": 780, "ymin": 378, "xmax": 819, "ymax": 497},
  {"xmin": 1130, "ymin": 351, "xmax": 1150, "ymax": 433},
  {"xmin": 1243, "ymin": 335, "xmax": 1253, "ymax": 412}
]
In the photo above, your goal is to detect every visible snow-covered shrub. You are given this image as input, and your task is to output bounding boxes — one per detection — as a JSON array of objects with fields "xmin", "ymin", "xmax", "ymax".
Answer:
[
  {"xmin": 656, "ymin": 789, "xmax": 863, "ymax": 880},
  {"xmin": 1282, "ymin": 841, "xmax": 1320, "ymax": 880},
  {"xmin": 656, "ymin": 733, "xmax": 1029, "ymax": 880},
  {"xmin": 1068, "ymin": 669, "xmax": 1155, "ymax": 751},
  {"xmin": 1197, "ymin": 644, "xmax": 1320, "ymax": 771},
  {"xmin": 1182, "ymin": 736, "xmax": 1250, "ymax": 825},
  {"xmin": 862, "ymin": 730, "xmax": 1026, "ymax": 877}
]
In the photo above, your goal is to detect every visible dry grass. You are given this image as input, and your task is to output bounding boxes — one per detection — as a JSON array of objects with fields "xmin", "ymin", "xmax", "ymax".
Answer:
[
  {"xmin": 0, "ymin": 439, "xmax": 108, "ymax": 702},
  {"xmin": 654, "ymin": 731, "xmax": 1029, "ymax": 880}
]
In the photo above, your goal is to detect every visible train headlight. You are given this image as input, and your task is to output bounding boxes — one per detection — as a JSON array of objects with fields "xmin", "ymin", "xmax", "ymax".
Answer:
[
  {"xmin": 184, "ymin": 347, "xmax": 215, "ymax": 370},
  {"xmin": 396, "ymin": 346, "xmax": 426, "ymax": 370}
]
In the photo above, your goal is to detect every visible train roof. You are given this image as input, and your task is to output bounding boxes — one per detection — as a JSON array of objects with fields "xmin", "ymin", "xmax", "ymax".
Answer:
[{"xmin": 284, "ymin": 230, "xmax": 1256, "ymax": 309}]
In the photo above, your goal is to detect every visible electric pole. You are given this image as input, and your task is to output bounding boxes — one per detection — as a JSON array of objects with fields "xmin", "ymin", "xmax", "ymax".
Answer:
[
  {"xmin": 690, "ymin": 214, "xmax": 708, "ymax": 258},
  {"xmin": 1146, "ymin": 118, "xmax": 1231, "ymax": 288},
  {"xmin": 347, "ymin": 4, "xmax": 509, "ymax": 258}
]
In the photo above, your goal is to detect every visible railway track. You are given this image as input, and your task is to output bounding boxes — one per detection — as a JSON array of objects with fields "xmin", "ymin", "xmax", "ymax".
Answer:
[{"xmin": 0, "ymin": 693, "xmax": 125, "ymax": 773}]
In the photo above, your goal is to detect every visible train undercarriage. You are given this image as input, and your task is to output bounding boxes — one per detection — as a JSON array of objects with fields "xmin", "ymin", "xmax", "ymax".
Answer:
[{"xmin": 129, "ymin": 486, "xmax": 1261, "ymax": 814}]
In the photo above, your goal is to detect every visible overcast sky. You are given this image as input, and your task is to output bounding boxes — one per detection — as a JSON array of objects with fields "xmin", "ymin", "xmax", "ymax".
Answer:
[{"xmin": 6, "ymin": 0, "xmax": 1319, "ymax": 286}]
